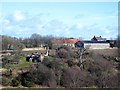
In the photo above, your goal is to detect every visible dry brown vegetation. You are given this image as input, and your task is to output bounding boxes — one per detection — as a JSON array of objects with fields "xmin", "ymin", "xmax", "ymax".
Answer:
[
  {"xmin": 91, "ymin": 48, "xmax": 118, "ymax": 57},
  {"xmin": 1, "ymin": 35, "xmax": 119, "ymax": 88}
]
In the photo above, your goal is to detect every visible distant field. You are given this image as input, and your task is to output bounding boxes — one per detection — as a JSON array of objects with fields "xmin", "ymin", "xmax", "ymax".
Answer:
[
  {"xmin": 22, "ymin": 49, "xmax": 56, "ymax": 56},
  {"xmin": 22, "ymin": 48, "xmax": 45, "ymax": 51}
]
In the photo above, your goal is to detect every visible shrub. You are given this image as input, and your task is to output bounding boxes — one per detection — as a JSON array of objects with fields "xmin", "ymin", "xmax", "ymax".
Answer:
[
  {"xmin": 2, "ymin": 77, "xmax": 11, "ymax": 86},
  {"xmin": 3, "ymin": 69, "xmax": 12, "ymax": 78},
  {"xmin": 61, "ymin": 66, "xmax": 91, "ymax": 87},
  {"xmin": 48, "ymin": 78, "xmax": 57, "ymax": 87},
  {"xmin": 57, "ymin": 46, "xmax": 77, "ymax": 59},
  {"xmin": 11, "ymin": 79, "xmax": 20, "ymax": 87},
  {"xmin": 67, "ymin": 59, "xmax": 79, "ymax": 67},
  {"xmin": 23, "ymin": 63, "xmax": 57, "ymax": 87},
  {"xmin": 42, "ymin": 57, "xmax": 52, "ymax": 66},
  {"xmin": 57, "ymin": 49, "xmax": 70, "ymax": 59},
  {"xmin": 22, "ymin": 79, "xmax": 34, "ymax": 87},
  {"xmin": 57, "ymin": 45, "xmax": 70, "ymax": 51}
]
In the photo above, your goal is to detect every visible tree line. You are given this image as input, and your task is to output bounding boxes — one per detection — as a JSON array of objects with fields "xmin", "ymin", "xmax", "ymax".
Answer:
[{"xmin": 1, "ymin": 33, "xmax": 54, "ymax": 50}]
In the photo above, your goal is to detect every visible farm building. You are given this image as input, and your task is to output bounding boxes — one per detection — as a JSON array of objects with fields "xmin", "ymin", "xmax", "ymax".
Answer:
[
  {"xmin": 63, "ymin": 38, "xmax": 79, "ymax": 47},
  {"xmin": 84, "ymin": 41, "xmax": 110, "ymax": 49},
  {"xmin": 52, "ymin": 36, "xmax": 110, "ymax": 49},
  {"xmin": 91, "ymin": 36, "xmax": 106, "ymax": 41},
  {"xmin": 51, "ymin": 38, "xmax": 79, "ymax": 48},
  {"xmin": 75, "ymin": 41, "xmax": 110, "ymax": 49},
  {"xmin": 75, "ymin": 36, "xmax": 110, "ymax": 49}
]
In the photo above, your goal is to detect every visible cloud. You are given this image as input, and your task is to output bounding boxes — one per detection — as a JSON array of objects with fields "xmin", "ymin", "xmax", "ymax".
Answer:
[
  {"xmin": 0, "ymin": 12, "xmax": 2, "ymax": 20},
  {"xmin": 73, "ymin": 13, "xmax": 118, "ymax": 39},
  {"xmin": 75, "ymin": 14, "xmax": 118, "ymax": 26},
  {"xmin": 86, "ymin": 25, "xmax": 118, "ymax": 39},
  {"xmin": 13, "ymin": 10, "xmax": 26, "ymax": 22},
  {"xmin": 67, "ymin": 22, "xmax": 118, "ymax": 39},
  {"xmin": 67, "ymin": 23, "xmax": 84, "ymax": 38},
  {"xmin": 76, "ymin": 22, "xmax": 83, "ymax": 29},
  {"xmin": 93, "ymin": 16, "xmax": 103, "ymax": 21},
  {"xmin": 41, "ymin": 19, "xmax": 68, "ymax": 36},
  {"xmin": 1, "ymin": 9, "xmax": 118, "ymax": 40},
  {"xmin": 75, "ymin": 14, "xmax": 85, "ymax": 19},
  {"xmin": 104, "ymin": 29, "xmax": 110, "ymax": 34},
  {"xmin": 3, "ymin": 19, "xmax": 10, "ymax": 25}
]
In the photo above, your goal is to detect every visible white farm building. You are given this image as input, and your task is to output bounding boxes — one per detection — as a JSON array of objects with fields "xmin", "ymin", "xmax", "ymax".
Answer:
[
  {"xmin": 75, "ymin": 36, "xmax": 110, "ymax": 49},
  {"xmin": 84, "ymin": 41, "xmax": 110, "ymax": 49}
]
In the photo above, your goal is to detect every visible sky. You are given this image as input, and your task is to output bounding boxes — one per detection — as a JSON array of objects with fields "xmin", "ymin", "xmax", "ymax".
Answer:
[{"xmin": 1, "ymin": 2, "xmax": 118, "ymax": 40}]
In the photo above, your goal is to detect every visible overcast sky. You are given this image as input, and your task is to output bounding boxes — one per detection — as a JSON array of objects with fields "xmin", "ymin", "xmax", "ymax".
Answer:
[{"xmin": 1, "ymin": 2, "xmax": 118, "ymax": 40}]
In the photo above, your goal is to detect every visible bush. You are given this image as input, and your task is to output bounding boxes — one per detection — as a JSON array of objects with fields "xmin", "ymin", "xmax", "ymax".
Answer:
[
  {"xmin": 26, "ymin": 81, "xmax": 35, "ymax": 87},
  {"xmin": 113, "ymin": 57, "xmax": 120, "ymax": 62},
  {"xmin": 67, "ymin": 59, "xmax": 79, "ymax": 67},
  {"xmin": 22, "ymin": 63, "xmax": 57, "ymax": 87},
  {"xmin": 61, "ymin": 66, "xmax": 89, "ymax": 87},
  {"xmin": 3, "ymin": 69, "xmax": 12, "ymax": 78},
  {"xmin": 48, "ymin": 79, "xmax": 57, "ymax": 87},
  {"xmin": 11, "ymin": 79, "xmax": 20, "ymax": 87},
  {"xmin": 57, "ymin": 45, "xmax": 70, "ymax": 51},
  {"xmin": 42, "ymin": 57, "xmax": 52, "ymax": 66},
  {"xmin": 47, "ymin": 60, "xmax": 62, "ymax": 70},
  {"xmin": 57, "ymin": 49, "xmax": 70, "ymax": 59},
  {"xmin": 57, "ymin": 46, "xmax": 77, "ymax": 59},
  {"xmin": 2, "ymin": 77, "xmax": 11, "ymax": 86},
  {"xmin": 22, "ymin": 78, "xmax": 35, "ymax": 87}
]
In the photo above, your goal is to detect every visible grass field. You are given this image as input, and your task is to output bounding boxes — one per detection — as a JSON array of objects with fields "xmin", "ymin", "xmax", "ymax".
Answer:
[{"xmin": 5, "ymin": 56, "xmax": 35, "ymax": 70}]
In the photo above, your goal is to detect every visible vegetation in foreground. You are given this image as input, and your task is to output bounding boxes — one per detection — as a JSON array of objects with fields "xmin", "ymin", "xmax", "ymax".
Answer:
[
  {"xmin": 1, "ymin": 88, "xmax": 120, "ymax": 90},
  {"xmin": 1, "ymin": 46, "xmax": 120, "ymax": 88},
  {"xmin": 1, "ymin": 34, "xmax": 120, "ymax": 88}
]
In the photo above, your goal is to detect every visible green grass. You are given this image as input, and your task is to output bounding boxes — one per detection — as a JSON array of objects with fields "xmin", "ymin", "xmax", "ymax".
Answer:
[
  {"xmin": 6, "ymin": 56, "xmax": 35, "ymax": 69},
  {"xmin": 113, "ymin": 57, "xmax": 120, "ymax": 62}
]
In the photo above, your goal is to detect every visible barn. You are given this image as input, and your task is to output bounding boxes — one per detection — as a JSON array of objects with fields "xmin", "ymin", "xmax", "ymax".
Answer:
[
  {"xmin": 84, "ymin": 41, "xmax": 110, "ymax": 49},
  {"xmin": 75, "ymin": 41, "xmax": 110, "ymax": 49},
  {"xmin": 75, "ymin": 36, "xmax": 110, "ymax": 49}
]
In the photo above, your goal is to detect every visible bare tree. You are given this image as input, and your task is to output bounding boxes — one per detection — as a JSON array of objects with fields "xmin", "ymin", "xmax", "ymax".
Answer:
[{"xmin": 77, "ymin": 48, "xmax": 89, "ymax": 69}]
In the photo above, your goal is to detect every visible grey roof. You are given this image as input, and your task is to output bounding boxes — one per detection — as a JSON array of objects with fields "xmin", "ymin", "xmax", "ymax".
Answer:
[
  {"xmin": 84, "ymin": 40, "xmax": 108, "ymax": 43},
  {"xmin": 95, "ymin": 37, "xmax": 104, "ymax": 40},
  {"xmin": 91, "ymin": 36, "xmax": 106, "ymax": 41}
]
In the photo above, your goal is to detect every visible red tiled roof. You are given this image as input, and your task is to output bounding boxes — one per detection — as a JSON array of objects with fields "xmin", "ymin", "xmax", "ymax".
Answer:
[
  {"xmin": 52, "ymin": 38, "xmax": 80, "ymax": 44},
  {"xmin": 51, "ymin": 38, "xmax": 64, "ymax": 44},
  {"xmin": 63, "ymin": 38, "xmax": 79, "ymax": 44}
]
